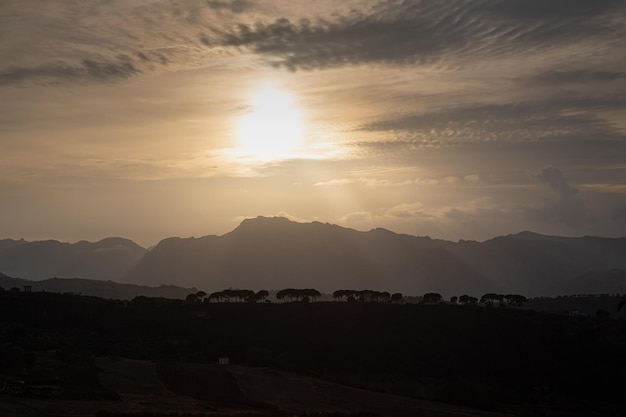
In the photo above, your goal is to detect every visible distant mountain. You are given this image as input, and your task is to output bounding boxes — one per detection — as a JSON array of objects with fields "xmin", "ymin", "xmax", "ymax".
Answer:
[
  {"xmin": 566, "ymin": 269, "xmax": 626, "ymax": 294},
  {"xmin": 0, "ymin": 237, "xmax": 146, "ymax": 281},
  {"xmin": 0, "ymin": 274, "xmax": 195, "ymax": 300},
  {"xmin": 125, "ymin": 216, "xmax": 626, "ymax": 296},
  {"xmin": 0, "ymin": 238, "xmax": 28, "ymax": 252}
]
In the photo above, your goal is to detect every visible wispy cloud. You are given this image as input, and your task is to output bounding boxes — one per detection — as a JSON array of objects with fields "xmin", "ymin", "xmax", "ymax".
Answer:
[
  {"xmin": 215, "ymin": 0, "xmax": 625, "ymax": 70},
  {"xmin": 0, "ymin": 56, "xmax": 140, "ymax": 85}
]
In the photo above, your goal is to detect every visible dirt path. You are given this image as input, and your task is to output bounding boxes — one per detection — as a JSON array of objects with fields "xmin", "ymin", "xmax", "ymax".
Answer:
[
  {"xmin": 94, "ymin": 356, "xmax": 211, "ymax": 414},
  {"xmin": 228, "ymin": 366, "xmax": 515, "ymax": 417}
]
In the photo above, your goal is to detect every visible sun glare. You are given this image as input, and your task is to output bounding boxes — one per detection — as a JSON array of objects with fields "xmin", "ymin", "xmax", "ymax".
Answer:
[{"xmin": 236, "ymin": 87, "xmax": 304, "ymax": 160}]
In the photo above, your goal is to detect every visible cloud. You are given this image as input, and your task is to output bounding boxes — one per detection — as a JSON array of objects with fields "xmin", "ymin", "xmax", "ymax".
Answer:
[
  {"xmin": 314, "ymin": 178, "xmax": 354, "ymax": 186},
  {"xmin": 535, "ymin": 166, "xmax": 579, "ymax": 197},
  {"xmin": 215, "ymin": 0, "xmax": 625, "ymax": 70},
  {"xmin": 361, "ymin": 100, "xmax": 625, "ymax": 140},
  {"xmin": 205, "ymin": 0, "xmax": 253, "ymax": 14},
  {"xmin": 0, "ymin": 0, "xmax": 254, "ymax": 86},
  {"xmin": 529, "ymin": 70, "xmax": 626, "ymax": 86},
  {"xmin": 0, "ymin": 56, "xmax": 141, "ymax": 85},
  {"xmin": 340, "ymin": 210, "xmax": 376, "ymax": 223},
  {"xmin": 525, "ymin": 166, "xmax": 588, "ymax": 226},
  {"xmin": 385, "ymin": 202, "xmax": 433, "ymax": 219}
]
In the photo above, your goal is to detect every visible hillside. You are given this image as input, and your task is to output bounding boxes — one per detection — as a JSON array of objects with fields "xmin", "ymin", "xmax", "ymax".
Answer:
[
  {"xmin": 0, "ymin": 274, "xmax": 195, "ymax": 300},
  {"xmin": 126, "ymin": 216, "xmax": 626, "ymax": 296},
  {"xmin": 0, "ymin": 292, "xmax": 624, "ymax": 416}
]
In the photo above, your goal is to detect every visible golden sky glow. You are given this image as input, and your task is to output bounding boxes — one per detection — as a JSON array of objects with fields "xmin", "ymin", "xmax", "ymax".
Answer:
[{"xmin": 1, "ymin": 0, "xmax": 625, "ymax": 246}]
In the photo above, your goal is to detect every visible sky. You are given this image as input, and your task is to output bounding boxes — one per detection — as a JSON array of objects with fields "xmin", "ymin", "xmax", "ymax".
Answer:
[{"xmin": 1, "ymin": 0, "xmax": 626, "ymax": 247}]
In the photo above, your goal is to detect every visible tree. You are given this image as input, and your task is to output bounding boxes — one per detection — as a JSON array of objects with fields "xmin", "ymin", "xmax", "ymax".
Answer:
[
  {"xmin": 391, "ymin": 292, "xmax": 403, "ymax": 303},
  {"xmin": 450, "ymin": 296, "xmax": 458, "ymax": 304},
  {"xmin": 277, "ymin": 288, "xmax": 321, "ymax": 302},
  {"xmin": 480, "ymin": 293, "xmax": 501, "ymax": 306},
  {"xmin": 333, "ymin": 289, "xmax": 355, "ymax": 301},
  {"xmin": 276, "ymin": 289, "xmax": 289, "ymax": 302},
  {"xmin": 306, "ymin": 289, "xmax": 321, "ymax": 302},
  {"xmin": 459, "ymin": 295, "xmax": 478, "ymax": 305},
  {"xmin": 423, "ymin": 293, "xmax": 442, "ymax": 304},
  {"xmin": 504, "ymin": 294, "xmax": 528, "ymax": 308},
  {"xmin": 208, "ymin": 291, "xmax": 223, "ymax": 303},
  {"xmin": 255, "ymin": 290, "xmax": 269, "ymax": 302}
]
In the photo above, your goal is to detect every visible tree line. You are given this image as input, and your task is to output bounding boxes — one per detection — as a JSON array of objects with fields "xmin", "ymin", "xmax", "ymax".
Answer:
[{"xmin": 186, "ymin": 288, "xmax": 528, "ymax": 307}]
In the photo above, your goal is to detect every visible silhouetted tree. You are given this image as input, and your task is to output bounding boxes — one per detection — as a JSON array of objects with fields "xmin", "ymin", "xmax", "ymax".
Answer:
[
  {"xmin": 391, "ymin": 292, "xmax": 403, "ymax": 303},
  {"xmin": 254, "ymin": 290, "xmax": 269, "ymax": 302},
  {"xmin": 450, "ymin": 296, "xmax": 458, "ymax": 304},
  {"xmin": 241, "ymin": 289, "xmax": 256, "ymax": 302},
  {"xmin": 333, "ymin": 290, "xmax": 343, "ymax": 300},
  {"xmin": 307, "ymin": 288, "xmax": 321, "ymax": 302},
  {"xmin": 459, "ymin": 295, "xmax": 478, "ymax": 305},
  {"xmin": 504, "ymin": 294, "xmax": 528, "ymax": 308},
  {"xmin": 480, "ymin": 293, "xmax": 500, "ymax": 306},
  {"xmin": 276, "ymin": 289, "xmax": 290, "ymax": 302},
  {"xmin": 423, "ymin": 293, "xmax": 442, "ymax": 304},
  {"xmin": 277, "ymin": 288, "xmax": 321, "ymax": 302},
  {"xmin": 208, "ymin": 291, "xmax": 223, "ymax": 302}
]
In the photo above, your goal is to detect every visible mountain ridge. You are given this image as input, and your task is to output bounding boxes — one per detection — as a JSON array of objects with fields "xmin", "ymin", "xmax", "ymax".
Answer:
[
  {"xmin": 0, "ymin": 274, "xmax": 195, "ymax": 300},
  {"xmin": 0, "ymin": 236, "xmax": 147, "ymax": 281},
  {"xmin": 125, "ymin": 216, "xmax": 626, "ymax": 296},
  {"xmin": 2, "ymin": 217, "xmax": 625, "ymax": 296}
]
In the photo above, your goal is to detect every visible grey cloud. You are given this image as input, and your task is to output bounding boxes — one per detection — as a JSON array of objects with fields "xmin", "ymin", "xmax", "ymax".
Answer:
[
  {"xmin": 0, "ymin": 56, "xmax": 141, "ymax": 85},
  {"xmin": 214, "ymin": 0, "xmax": 625, "ymax": 70},
  {"xmin": 486, "ymin": 0, "xmax": 623, "ymax": 19},
  {"xmin": 205, "ymin": 0, "xmax": 252, "ymax": 13},
  {"xmin": 535, "ymin": 166, "xmax": 578, "ymax": 198},
  {"xmin": 359, "ymin": 99, "xmax": 626, "ymax": 146},
  {"xmin": 529, "ymin": 70, "xmax": 626, "ymax": 85},
  {"xmin": 524, "ymin": 166, "xmax": 588, "ymax": 227},
  {"xmin": 0, "ymin": 0, "xmax": 252, "ymax": 86}
]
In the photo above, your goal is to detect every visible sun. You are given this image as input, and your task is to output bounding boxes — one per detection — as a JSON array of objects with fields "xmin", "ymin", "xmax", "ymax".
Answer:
[{"xmin": 236, "ymin": 87, "xmax": 304, "ymax": 160}]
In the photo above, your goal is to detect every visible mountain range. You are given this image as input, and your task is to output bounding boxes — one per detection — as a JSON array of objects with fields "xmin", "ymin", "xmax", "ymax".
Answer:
[
  {"xmin": 2, "ymin": 217, "xmax": 626, "ymax": 297},
  {"xmin": 0, "ymin": 273, "xmax": 195, "ymax": 300},
  {"xmin": 0, "ymin": 237, "xmax": 146, "ymax": 280}
]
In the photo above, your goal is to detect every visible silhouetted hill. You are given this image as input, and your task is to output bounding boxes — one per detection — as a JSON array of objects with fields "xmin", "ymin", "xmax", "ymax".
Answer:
[
  {"xmin": 567, "ymin": 269, "xmax": 626, "ymax": 294},
  {"xmin": 0, "ymin": 238, "xmax": 28, "ymax": 251},
  {"xmin": 447, "ymin": 233, "xmax": 626, "ymax": 294},
  {"xmin": 0, "ymin": 237, "xmax": 146, "ymax": 281},
  {"xmin": 0, "ymin": 274, "xmax": 195, "ymax": 300},
  {"xmin": 1, "ymin": 292, "xmax": 624, "ymax": 416},
  {"xmin": 126, "ymin": 217, "xmax": 626, "ymax": 296}
]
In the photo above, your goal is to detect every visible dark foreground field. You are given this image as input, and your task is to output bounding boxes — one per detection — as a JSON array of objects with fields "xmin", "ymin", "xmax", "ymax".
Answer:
[{"xmin": 0, "ymin": 292, "xmax": 624, "ymax": 416}]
